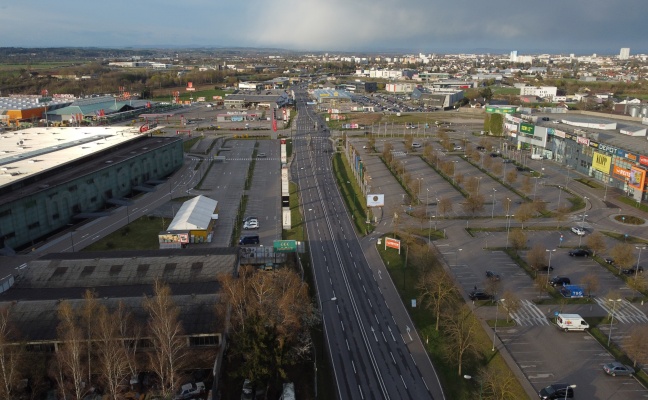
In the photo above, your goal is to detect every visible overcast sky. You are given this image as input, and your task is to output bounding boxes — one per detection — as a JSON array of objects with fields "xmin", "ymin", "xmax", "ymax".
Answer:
[{"xmin": 2, "ymin": 0, "xmax": 647, "ymax": 55}]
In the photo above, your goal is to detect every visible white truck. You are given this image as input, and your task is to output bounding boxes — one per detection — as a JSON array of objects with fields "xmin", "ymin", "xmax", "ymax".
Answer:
[{"xmin": 556, "ymin": 313, "xmax": 589, "ymax": 332}]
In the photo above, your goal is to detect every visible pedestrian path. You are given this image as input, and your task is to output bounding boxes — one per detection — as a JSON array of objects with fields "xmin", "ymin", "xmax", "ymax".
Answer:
[
  {"xmin": 594, "ymin": 298, "xmax": 648, "ymax": 323},
  {"xmin": 509, "ymin": 299, "xmax": 549, "ymax": 326}
]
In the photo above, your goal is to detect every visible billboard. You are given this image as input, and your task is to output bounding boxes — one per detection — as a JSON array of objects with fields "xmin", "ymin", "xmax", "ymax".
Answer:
[
  {"xmin": 385, "ymin": 237, "xmax": 401, "ymax": 252},
  {"xmin": 519, "ymin": 122, "xmax": 535, "ymax": 135},
  {"xmin": 628, "ymin": 167, "xmax": 646, "ymax": 190},
  {"xmin": 613, "ymin": 165, "xmax": 631, "ymax": 180},
  {"xmin": 273, "ymin": 240, "xmax": 297, "ymax": 253},
  {"xmin": 592, "ymin": 152, "xmax": 611, "ymax": 173},
  {"xmin": 367, "ymin": 194, "xmax": 385, "ymax": 207}
]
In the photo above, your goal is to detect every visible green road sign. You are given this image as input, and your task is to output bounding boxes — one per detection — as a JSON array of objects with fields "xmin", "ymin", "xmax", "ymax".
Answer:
[{"xmin": 274, "ymin": 240, "xmax": 297, "ymax": 253}]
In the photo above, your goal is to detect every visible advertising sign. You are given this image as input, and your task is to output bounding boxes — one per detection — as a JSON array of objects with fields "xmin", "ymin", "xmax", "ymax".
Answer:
[
  {"xmin": 273, "ymin": 240, "xmax": 297, "ymax": 253},
  {"xmin": 385, "ymin": 237, "xmax": 401, "ymax": 252},
  {"xmin": 367, "ymin": 194, "xmax": 385, "ymax": 207},
  {"xmin": 640, "ymin": 155, "xmax": 648, "ymax": 167},
  {"xmin": 592, "ymin": 152, "xmax": 612, "ymax": 173},
  {"xmin": 628, "ymin": 167, "xmax": 646, "ymax": 190},
  {"xmin": 613, "ymin": 165, "xmax": 631, "ymax": 179},
  {"xmin": 519, "ymin": 122, "xmax": 535, "ymax": 135}
]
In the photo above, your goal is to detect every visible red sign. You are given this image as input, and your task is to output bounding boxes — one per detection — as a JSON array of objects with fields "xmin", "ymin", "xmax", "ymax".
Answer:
[
  {"xmin": 139, "ymin": 124, "xmax": 149, "ymax": 133},
  {"xmin": 385, "ymin": 237, "xmax": 401, "ymax": 250},
  {"xmin": 640, "ymin": 155, "xmax": 648, "ymax": 166}
]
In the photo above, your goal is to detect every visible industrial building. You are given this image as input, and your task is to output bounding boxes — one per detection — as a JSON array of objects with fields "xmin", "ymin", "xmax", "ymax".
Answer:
[
  {"xmin": 159, "ymin": 195, "xmax": 219, "ymax": 248},
  {"xmin": 411, "ymin": 87, "xmax": 465, "ymax": 110},
  {"xmin": 0, "ymin": 126, "xmax": 183, "ymax": 252},
  {"xmin": 0, "ymin": 95, "xmax": 73, "ymax": 126}
]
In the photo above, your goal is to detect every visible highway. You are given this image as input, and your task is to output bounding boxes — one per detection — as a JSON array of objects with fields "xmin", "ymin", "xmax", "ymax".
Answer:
[{"xmin": 291, "ymin": 86, "xmax": 444, "ymax": 400}]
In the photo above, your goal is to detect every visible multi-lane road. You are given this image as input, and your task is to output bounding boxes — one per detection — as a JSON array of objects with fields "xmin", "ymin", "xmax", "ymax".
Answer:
[{"xmin": 291, "ymin": 87, "xmax": 444, "ymax": 399}]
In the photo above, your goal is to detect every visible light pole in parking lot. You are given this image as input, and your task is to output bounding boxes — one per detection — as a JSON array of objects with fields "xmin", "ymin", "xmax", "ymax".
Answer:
[
  {"xmin": 635, "ymin": 246, "xmax": 646, "ymax": 280},
  {"xmin": 455, "ymin": 248, "xmax": 462, "ymax": 266},
  {"xmin": 607, "ymin": 298, "xmax": 622, "ymax": 346},
  {"xmin": 492, "ymin": 298, "xmax": 505, "ymax": 351},
  {"xmin": 505, "ymin": 214, "xmax": 514, "ymax": 248},
  {"xmin": 546, "ymin": 249, "xmax": 556, "ymax": 282},
  {"xmin": 452, "ymin": 161, "xmax": 458, "ymax": 184},
  {"xmin": 491, "ymin": 188, "xmax": 497, "ymax": 219},
  {"xmin": 463, "ymin": 375, "xmax": 483, "ymax": 400}
]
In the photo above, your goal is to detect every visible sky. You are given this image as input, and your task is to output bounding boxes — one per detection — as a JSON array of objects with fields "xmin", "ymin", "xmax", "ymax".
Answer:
[{"xmin": 2, "ymin": 0, "xmax": 648, "ymax": 55}]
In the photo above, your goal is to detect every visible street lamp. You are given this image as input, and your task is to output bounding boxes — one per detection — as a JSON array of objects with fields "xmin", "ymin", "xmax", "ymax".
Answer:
[
  {"xmin": 492, "ymin": 298, "xmax": 505, "ymax": 351},
  {"xmin": 463, "ymin": 375, "xmax": 483, "ymax": 400},
  {"xmin": 607, "ymin": 298, "xmax": 622, "ymax": 346},
  {"xmin": 505, "ymin": 214, "xmax": 514, "ymax": 249},
  {"xmin": 491, "ymin": 188, "xmax": 497, "ymax": 219},
  {"xmin": 581, "ymin": 197, "xmax": 589, "ymax": 223},
  {"xmin": 455, "ymin": 248, "xmax": 462, "ymax": 266},
  {"xmin": 533, "ymin": 176, "xmax": 541, "ymax": 201},
  {"xmin": 426, "ymin": 188, "xmax": 430, "ymax": 216},
  {"xmin": 546, "ymin": 249, "xmax": 556, "ymax": 282},
  {"xmin": 635, "ymin": 246, "xmax": 646, "ymax": 279},
  {"xmin": 476, "ymin": 176, "xmax": 483, "ymax": 194},
  {"xmin": 452, "ymin": 160, "xmax": 459, "ymax": 184}
]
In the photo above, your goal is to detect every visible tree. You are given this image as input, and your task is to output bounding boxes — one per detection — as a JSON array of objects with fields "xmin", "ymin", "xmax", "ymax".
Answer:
[
  {"xmin": 438, "ymin": 197, "xmax": 453, "ymax": 217},
  {"xmin": 444, "ymin": 305, "xmax": 478, "ymax": 376},
  {"xmin": 534, "ymin": 275, "xmax": 549, "ymax": 296},
  {"xmin": 624, "ymin": 326, "xmax": 648, "ymax": 368},
  {"xmin": 482, "ymin": 367, "xmax": 518, "ymax": 400},
  {"xmin": 554, "ymin": 206, "xmax": 569, "ymax": 229},
  {"xmin": 463, "ymin": 193, "xmax": 485, "ymax": 216},
  {"xmin": 501, "ymin": 291, "xmax": 521, "ymax": 323},
  {"xmin": 0, "ymin": 305, "xmax": 24, "ymax": 399},
  {"xmin": 521, "ymin": 176, "xmax": 533, "ymax": 194},
  {"xmin": 404, "ymin": 135, "xmax": 413, "ymax": 149},
  {"xmin": 509, "ymin": 229, "xmax": 527, "ymax": 253},
  {"xmin": 586, "ymin": 232, "xmax": 606, "ymax": 257},
  {"xmin": 143, "ymin": 280, "xmax": 188, "ymax": 398},
  {"xmin": 611, "ymin": 243, "xmax": 635, "ymax": 273},
  {"xmin": 580, "ymin": 273, "xmax": 600, "ymax": 298},
  {"xmin": 627, "ymin": 275, "xmax": 647, "ymax": 298},
  {"xmin": 484, "ymin": 278, "xmax": 502, "ymax": 300},
  {"xmin": 527, "ymin": 244, "xmax": 547, "ymax": 271},
  {"xmin": 465, "ymin": 177, "xmax": 480, "ymax": 195},
  {"xmin": 515, "ymin": 203, "xmax": 535, "ymax": 229},
  {"xmin": 56, "ymin": 301, "xmax": 88, "ymax": 400},
  {"xmin": 417, "ymin": 269, "xmax": 457, "ymax": 331},
  {"xmin": 505, "ymin": 169, "xmax": 518, "ymax": 185},
  {"xmin": 81, "ymin": 290, "xmax": 99, "ymax": 387}
]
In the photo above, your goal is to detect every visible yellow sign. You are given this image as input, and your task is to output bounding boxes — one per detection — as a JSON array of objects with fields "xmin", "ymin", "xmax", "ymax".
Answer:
[{"xmin": 592, "ymin": 152, "xmax": 611, "ymax": 173}]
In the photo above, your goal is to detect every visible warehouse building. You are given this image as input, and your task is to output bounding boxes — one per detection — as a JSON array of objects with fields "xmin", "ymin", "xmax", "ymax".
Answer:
[
  {"xmin": 0, "ymin": 126, "xmax": 183, "ymax": 252},
  {"xmin": 159, "ymin": 195, "xmax": 219, "ymax": 249}
]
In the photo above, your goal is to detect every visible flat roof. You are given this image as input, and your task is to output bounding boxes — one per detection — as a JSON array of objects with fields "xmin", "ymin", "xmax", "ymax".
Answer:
[
  {"xmin": 168, "ymin": 195, "xmax": 218, "ymax": 231},
  {"xmin": 0, "ymin": 126, "xmax": 151, "ymax": 190},
  {"xmin": 0, "ymin": 96, "xmax": 73, "ymax": 111}
]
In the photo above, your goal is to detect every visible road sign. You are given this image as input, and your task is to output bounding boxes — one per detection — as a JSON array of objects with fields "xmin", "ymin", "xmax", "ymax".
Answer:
[{"xmin": 273, "ymin": 240, "xmax": 297, "ymax": 253}]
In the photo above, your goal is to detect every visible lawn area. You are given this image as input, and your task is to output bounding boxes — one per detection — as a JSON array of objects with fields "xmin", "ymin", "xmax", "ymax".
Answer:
[
  {"xmin": 331, "ymin": 153, "xmax": 371, "ymax": 234},
  {"xmin": 82, "ymin": 215, "xmax": 166, "ymax": 251}
]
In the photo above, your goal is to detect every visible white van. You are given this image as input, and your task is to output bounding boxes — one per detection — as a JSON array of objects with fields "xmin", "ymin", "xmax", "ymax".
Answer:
[
  {"xmin": 556, "ymin": 313, "xmax": 589, "ymax": 332},
  {"xmin": 531, "ymin": 153, "xmax": 543, "ymax": 160},
  {"xmin": 411, "ymin": 142, "xmax": 422, "ymax": 149}
]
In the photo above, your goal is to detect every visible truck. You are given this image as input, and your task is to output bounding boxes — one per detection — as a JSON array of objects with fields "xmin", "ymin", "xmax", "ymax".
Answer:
[{"xmin": 556, "ymin": 313, "xmax": 589, "ymax": 332}]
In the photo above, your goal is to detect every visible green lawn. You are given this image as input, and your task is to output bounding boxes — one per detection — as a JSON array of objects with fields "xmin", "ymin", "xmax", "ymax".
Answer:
[{"xmin": 82, "ymin": 215, "xmax": 166, "ymax": 251}]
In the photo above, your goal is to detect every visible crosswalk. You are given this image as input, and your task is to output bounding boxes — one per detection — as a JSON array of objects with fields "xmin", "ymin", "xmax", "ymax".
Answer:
[
  {"xmin": 594, "ymin": 298, "xmax": 648, "ymax": 323},
  {"xmin": 508, "ymin": 300, "xmax": 549, "ymax": 326}
]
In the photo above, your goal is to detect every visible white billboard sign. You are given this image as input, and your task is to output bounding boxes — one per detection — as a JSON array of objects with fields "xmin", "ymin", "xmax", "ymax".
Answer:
[{"xmin": 367, "ymin": 194, "xmax": 385, "ymax": 207}]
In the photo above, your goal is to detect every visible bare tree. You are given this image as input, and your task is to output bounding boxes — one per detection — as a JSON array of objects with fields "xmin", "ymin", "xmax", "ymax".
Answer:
[
  {"xmin": 586, "ymin": 232, "xmax": 606, "ymax": 257},
  {"xmin": 501, "ymin": 291, "xmax": 521, "ymax": 323},
  {"xmin": 580, "ymin": 273, "xmax": 600, "ymax": 298},
  {"xmin": 465, "ymin": 176, "xmax": 480, "ymax": 194},
  {"xmin": 505, "ymin": 169, "xmax": 518, "ymax": 185},
  {"xmin": 491, "ymin": 162, "xmax": 503, "ymax": 176},
  {"xmin": 527, "ymin": 244, "xmax": 547, "ymax": 271},
  {"xmin": 522, "ymin": 175, "xmax": 533, "ymax": 194},
  {"xmin": 482, "ymin": 367, "xmax": 519, "ymax": 400},
  {"xmin": 534, "ymin": 275, "xmax": 549, "ymax": 296},
  {"xmin": 624, "ymin": 326, "xmax": 648, "ymax": 368},
  {"xmin": 554, "ymin": 206, "xmax": 569, "ymax": 229},
  {"xmin": 81, "ymin": 289, "xmax": 99, "ymax": 386},
  {"xmin": 611, "ymin": 243, "xmax": 635, "ymax": 273},
  {"xmin": 462, "ymin": 193, "xmax": 485, "ymax": 216},
  {"xmin": 57, "ymin": 301, "xmax": 89, "ymax": 400},
  {"xmin": 515, "ymin": 203, "xmax": 535, "ymax": 229},
  {"xmin": 484, "ymin": 278, "xmax": 502, "ymax": 300},
  {"xmin": 508, "ymin": 229, "xmax": 527, "ymax": 253},
  {"xmin": 417, "ymin": 269, "xmax": 457, "ymax": 331},
  {"xmin": 627, "ymin": 275, "xmax": 647, "ymax": 298},
  {"xmin": 438, "ymin": 197, "xmax": 453, "ymax": 217},
  {"xmin": 0, "ymin": 305, "xmax": 24, "ymax": 399},
  {"xmin": 443, "ymin": 305, "xmax": 478, "ymax": 377},
  {"xmin": 94, "ymin": 303, "xmax": 133, "ymax": 400},
  {"xmin": 144, "ymin": 280, "xmax": 188, "ymax": 398},
  {"xmin": 404, "ymin": 135, "xmax": 413, "ymax": 149}
]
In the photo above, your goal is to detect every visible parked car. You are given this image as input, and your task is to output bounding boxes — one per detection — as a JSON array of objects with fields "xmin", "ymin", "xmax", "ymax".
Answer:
[
  {"xmin": 453, "ymin": 145, "xmax": 462, "ymax": 151},
  {"xmin": 241, "ymin": 379, "xmax": 254, "ymax": 400},
  {"xmin": 550, "ymin": 276, "xmax": 571, "ymax": 287},
  {"xmin": 538, "ymin": 383, "xmax": 575, "ymax": 399},
  {"xmin": 502, "ymin": 159, "xmax": 514, "ymax": 163},
  {"xmin": 571, "ymin": 226, "xmax": 586, "ymax": 236},
  {"xmin": 536, "ymin": 264, "xmax": 554, "ymax": 272},
  {"xmin": 257, "ymin": 152, "xmax": 266, "ymax": 158},
  {"xmin": 243, "ymin": 216, "xmax": 258, "ymax": 223},
  {"xmin": 622, "ymin": 265, "xmax": 644, "ymax": 275},
  {"xmin": 243, "ymin": 220, "xmax": 259, "ymax": 230},
  {"xmin": 603, "ymin": 362, "xmax": 635, "ymax": 376},
  {"xmin": 468, "ymin": 290, "xmax": 493, "ymax": 301},
  {"xmin": 605, "ymin": 258, "xmax": 615, "ymax": 265},
  {"xmin": 476, "ymin": 146, "xmax": 485, "ymax": 151},
  {"xmin": 568, "ymin": 249, "xmax": 590, "ymax": 257},
  {"xmin": 174, "ymin": 382, "xmax": 205, "ymax": 400},
  {"xmin": 485, "ymin": 270, "xmax": 500, "ymax": 281},
  {"xmin": 490, "ymin": 153, "xmax": 501, "ymax": 158}
]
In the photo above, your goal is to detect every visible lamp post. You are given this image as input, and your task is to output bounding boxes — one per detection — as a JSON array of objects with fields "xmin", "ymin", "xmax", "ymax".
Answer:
[
  {"xmin": 533, "ymin": 176, "xmax": 540, "ymax": 201},
  {"xmin": 603, "ymin": 174, "xmax": 609, "ymax": 201},
  {"xmin": 436, "ymin": 197, "xmax": 440, "ymax": 220},
  {"xmin": 505, "ymin": 214, "xmax": 514, "ymax": 248},
  {"xmin": 557, "ymin": 185, "xmax": 563, "ymax": 208},
  {"xmin": 70, "ymin": 231, "xmax": 75, "ymax": 252},
  {"xmin": 607, "ymin": 298, "xmax": 622, "ymax": 346},
  {"xmin": 491, "ymin": 188, "xmax": 497, "ymax": 219},
  {"xmin": 636, "ymin": 246, "xmax": 646, "ymax": 280},
  {"xmin": 546, "ymin": 249, "xmax": 556, "ymax": 282},
  {"xmin": 426, "ymin": 188, "xmax": 430, "ymax": 216},
  {"xmin": 582, "ymin": 197, "xmax": 589, "ymax": 223},
  {"xmin": 476, "ymin": 176, "xmax": 482, "ymax": 194},
  {"xmin": 506, "ymin": 197, "xmax": 511, "ymax": 215},
  {"xmin": 452, "ymin": 160, "xmax": 459, "ymax": 184},
  {"xmin": 463, "ymin": 375, "xmax": 483, "ymax": 400},
  {"xmin": 492, "ymin": 298, "xmax": 505, "ymax": 351},
  {"xmin": 455, "ymin": 248, "xmax": 462, "ymax": 266}
]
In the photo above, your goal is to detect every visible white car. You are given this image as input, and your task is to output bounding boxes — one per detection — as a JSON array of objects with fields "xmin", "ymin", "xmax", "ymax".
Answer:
[
  {"xmin": 453, "ymin": 145, "xmax": 462, "ymax": 151},
  {"xmin": 571, "ymin": 226, "xmax": 586, "ymax": 236},
  {"xmin": 244, "ymin": 220, "xmax": 259, "ymax": 230}
]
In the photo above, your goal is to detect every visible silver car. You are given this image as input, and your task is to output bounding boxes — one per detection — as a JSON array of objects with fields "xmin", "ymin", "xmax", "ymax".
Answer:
[{"xmin": 603, "ymin": 362, "xmax": 634, "ymax": 376}]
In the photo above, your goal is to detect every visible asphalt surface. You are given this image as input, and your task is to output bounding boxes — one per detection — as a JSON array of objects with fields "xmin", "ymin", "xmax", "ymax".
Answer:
[{"xmin": 291, "ymin": 86, "xmax": 444, "ymax": 400}]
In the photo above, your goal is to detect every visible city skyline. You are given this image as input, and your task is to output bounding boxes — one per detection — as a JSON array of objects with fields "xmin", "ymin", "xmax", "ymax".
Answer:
[{"xmin": 2, "ymin": 0, "xmax": 648, "ymax": 55}]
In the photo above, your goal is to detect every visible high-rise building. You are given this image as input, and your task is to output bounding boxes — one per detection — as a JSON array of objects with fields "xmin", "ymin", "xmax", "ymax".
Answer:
[
  {"xmin": 510, "ymin": 51, "xmax": 518, "ymax": 62},
  {"xmin": 620, "ymin": 48, "xmax": 630, "ymax": 60}
]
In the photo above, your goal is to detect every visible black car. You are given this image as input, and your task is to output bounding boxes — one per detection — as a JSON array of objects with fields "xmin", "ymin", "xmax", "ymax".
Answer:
[
  {"xmin": 539, "ymin": 383, "xmax": 574, "ymax": 399},
  {"xmin": 490, "ymin": 153, "xmax": 501, "ymax": 158},
  {"xmin": 468, "ymin": 290, "xmax": 493, "ymax": 301},
  {"xmin": 622, "ymin": 266, "xmax": 644, "ymax": 275},
  {"xmin": 476, "ymin": 146, "xmax": 485, "ymax": 151},
  {"xmin": 502, "ymin": 159, "xmax": 514, "ymax": 163},
  {"xmin": 486, "ymin": 270, "xmax": 501, "ymax": 281},
  {"xmin": 536, "ymin": 265, "xmax": 554, "ymax": 272},
  {"xmin": 550, "ymin": 276, "xmax": 571, "ymax": 287},
  {"xmin": 568, "ymin": 249, "xmax": 590, "ymax": 257}
]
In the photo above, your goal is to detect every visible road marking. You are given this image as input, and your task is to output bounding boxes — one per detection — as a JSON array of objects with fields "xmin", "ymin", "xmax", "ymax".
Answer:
[{"xmin": 401, "ymin": 375, "xmax": 408, "ymax": 389}]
